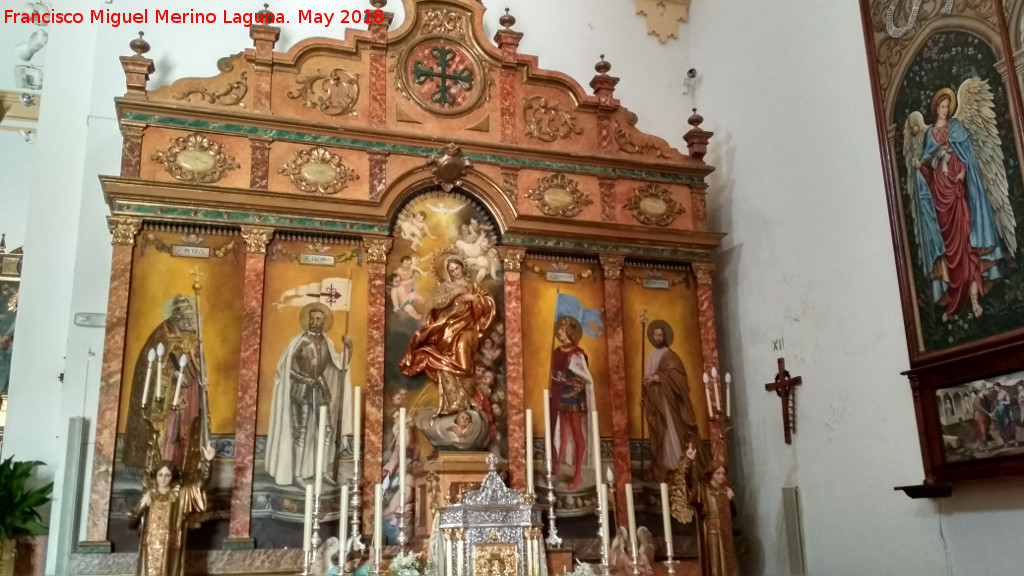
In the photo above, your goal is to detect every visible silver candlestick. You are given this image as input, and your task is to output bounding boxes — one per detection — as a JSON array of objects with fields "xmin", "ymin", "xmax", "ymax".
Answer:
[
  {"xmin": 397, "ymin": 488, "xmax": 409, "ymax": 553},
  {"xmin": 310, "ymin": 493, "xmax": 322, "ymax": 562},
  {"xmin": 349, "ymin": 458, "xmax": 365, "ymax": 552},
  {"xmin": 298, "ymin": 549, "xmax": 312, "ymax": 576},
  {"xmin": 597, "ymin": 498, "xmax": 610, "ymax": 576},
  {"xmin": 544, "ymin": 460, "xmax": 561, "ymax": 548},
  {"xmin": 663, "ymin": 558, "xmax": 678, "ymax": 576}
]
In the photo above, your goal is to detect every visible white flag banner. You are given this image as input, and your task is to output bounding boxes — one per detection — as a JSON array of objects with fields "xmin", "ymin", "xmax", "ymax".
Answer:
[{"xmin": 276, "ymin": 277, "xmax": 352, "ymax": 311}]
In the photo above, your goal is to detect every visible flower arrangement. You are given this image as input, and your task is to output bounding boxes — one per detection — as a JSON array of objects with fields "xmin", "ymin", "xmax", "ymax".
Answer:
[
  {"xmin": 390, "ymin": 551, "xmax": 426, "ymax": 576},
  {"xmin": 564, "ymin": 559, "xmax": 597, "ymax": 576}
]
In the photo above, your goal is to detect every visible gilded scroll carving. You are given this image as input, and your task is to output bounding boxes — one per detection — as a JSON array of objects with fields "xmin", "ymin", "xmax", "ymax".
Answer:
[
  {"xmin": 420, "ymin": 8, "xmax": 467, "ymax": 38},
  {"xmin": 614, "ymin": 121, "xmax": 669, "ymax": 158},
  {"xmin": 278, "ymin": 147, "xmax": 359, "ymax": 196},
  {"xmin": 522, "ymin": 96, "xmax": 583, "ymax": 142},
  {"xmin": 173, "ymin": 72, "xmax": 248, "ymax": 106},
  {"xmin": 623, "ymin": 183, "xmax": 684, "ymax": 226},
  {"xmin": 151, "ymin": 133, "xmax": 240, "ymax": 184},
  {"xmin": 525, "ymin": 173, "xmax": 592, "ymax": 218},
  {"xmin": 107, "ymin": 216, "xmax": 142, "ymax": 246},
  {"xmin": 287, "ymin": 68, "xmax": 360, "ymax": 116}
]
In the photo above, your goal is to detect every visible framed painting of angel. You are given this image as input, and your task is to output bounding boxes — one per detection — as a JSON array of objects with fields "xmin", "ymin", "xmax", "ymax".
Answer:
[{"xmin": 861, "ymin": 1, "xmax": 1024, "ymax": 366}]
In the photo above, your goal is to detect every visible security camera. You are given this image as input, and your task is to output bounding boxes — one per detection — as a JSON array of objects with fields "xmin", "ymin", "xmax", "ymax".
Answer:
[{"xmin": 687, "ymin": 68, "xmax": 698, "ymax": 79}]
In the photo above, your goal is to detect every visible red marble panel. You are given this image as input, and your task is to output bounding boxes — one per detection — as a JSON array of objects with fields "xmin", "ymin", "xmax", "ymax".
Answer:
[
  {"xmin": 85, "ymin": 244, "xmax": 134, "ymax": 543},
  {"xmin": 362, "ymin": 260, "xmax": 387, "ymax": 515},
  {"xmin": 599, "ymin": 178, "xmax": 615, "ymax": 222},
  {"xmin": 370, "ymin": 54, "xmax": 386, "ymax": 128},
  {"xmin": 120, "ymin": 127, "xmax": 142, "ymax": 178},
  {"xmin": 228, "ymin": 252, "xmax": 267, "ymax": 539},
  {"xmin": 602, "ymin": 273, "xmax": 632, "ymax": 517},
  {"xmin": 696, "ymin": 280, "xmax": 727, "ymax": 465},
  {"xmin": 250, "ymin": 140, "xmax": 271, "ymax": 190},
  {"xmin": 369, "ymin": 153, "xmax": 388, "ymax": 202},
  {"xmin": 502, "ymin": 272, "xmax": 525, "ymax": 489},
  {"xmin": 500, "ymin": 70, "xmax": 516, "ymax": 144},
  {"xmin": 691, "ymin": 190, "xmax": 707, "ymax": 232},
  {"xmin": 253, "ymin": 70, "xmax": 272, "ymax": 113},
  {"xmin": 597, "ymin": 116, "xmax": 613, "ymax": 152}
]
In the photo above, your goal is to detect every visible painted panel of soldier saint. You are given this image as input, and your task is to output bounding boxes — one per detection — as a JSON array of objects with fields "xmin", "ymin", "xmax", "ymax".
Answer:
[{"xmin": 254, "ymin": 236, "xmax": 365, "ymax": 549}]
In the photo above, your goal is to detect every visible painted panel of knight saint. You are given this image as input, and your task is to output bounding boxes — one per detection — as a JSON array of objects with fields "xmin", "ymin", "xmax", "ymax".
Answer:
[
  {"xmin": 113, "ymin": 227, "xmax": 244, "ymax": 552},
  {"xmin": 522, "ymin": 257, "xmax": 607, "ymax": 535},
  {"xmin": 893, "ymin": 27, "xmax": 1024, "ymax": 353},
  {"xmin": 252, "ymin": 236, "xmax": 367, "ymax": 549},
  {"xmin": 383, "ymin": 190, "xmax": 507, "ymax": 542}
]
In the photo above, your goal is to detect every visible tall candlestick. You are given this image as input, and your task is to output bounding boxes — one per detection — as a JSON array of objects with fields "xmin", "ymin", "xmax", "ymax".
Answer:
[
  {"xmin": 714, "ymin": 370, "xmax": 722, "ymax": 412},
  {"xmin": 398, "ymin": 408, "xmax": 407, "ymax": 496},
  {"xmin": 141, "ymin": 349, "xmax": 155, "ymax": 407},
  {"xmin": 625, "ymin": 483, "xmax": 637, "ymax": 557},
  {"xmin": 155, "ymin": 343, "xmax": 165, "ymax": 400},
  {"xmin": 725, "ymin": 373, "xmax": 732, "ymax": 419},
  {"xmin": 373, "ymin": 483, "xmax": 383, "ymax": 564},
  {"xmin": 543, "ymin": 389, "xmax": 552, "ymax": 465},
  {"xmin": 600, "ymin": 483, "xmax": 611, "ymax": 561},
  {"xmin": 303, "ymin": 484, "xmax": 314, "ymax": 553},
  {"xmin": 339, "ymin": 485, "xmax": 350, "ymax": 558},
  {"xmin": 660, "ymin": 482, "xmax": 673, "ymax": 557},
  {"xmin": 315, "ymin": 405, "xmax": 327, "ymax": 495},
  {"xmin": 353, "ymin": 387, "xmax": 362, "ymax": 463},
  {"xmin": 702, "ymin": 372, "xmax": 713, "ymax": 414},
  {"xmin": 172, "ymin": 356, "xmax": 187, "ymax": 408},
  {"xmin": 525, "ymin": 409, "xmax": 534, "ymax": 494},
  {"xmin": 590, "ymin": 411, "xmax": 601, "ymax": 483}
]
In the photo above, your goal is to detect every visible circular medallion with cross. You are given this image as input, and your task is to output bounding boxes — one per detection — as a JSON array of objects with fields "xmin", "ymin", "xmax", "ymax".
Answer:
[{"xmin": 402, "ymin": 39, "xmax": 484, "ymax": 116}]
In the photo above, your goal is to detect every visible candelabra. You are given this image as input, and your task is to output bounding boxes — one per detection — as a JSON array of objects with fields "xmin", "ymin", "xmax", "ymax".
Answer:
[
  {"xmin": 349, "ymin": 458, "xmax": 365, "ymax": 552},
  {"xmin": 544, "ymin": 460, "xmax": 561, "ymax": 548},
  {"xmin": 310, "ymin": 493, "xmax": 322, "ymax": 562}
]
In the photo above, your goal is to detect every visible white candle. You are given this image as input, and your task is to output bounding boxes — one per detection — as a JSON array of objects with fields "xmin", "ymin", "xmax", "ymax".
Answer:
[
  {"xmin": 660, "ymin": 482, "xmax": 673, "ymax": 557},
  {"xmin": 339, "ymin": 484, "xmax": 350, "ymax": 559},
  {"xmin": 590, "ymin": 411, "xmax": 601, "ymax": 482},
  {"xmin": 315, "ymin": 405, "xmax": 328, "ymax": 495},
  {"xmin": 714, "ymin": 368, "xmax": 722, "ymax": 412},
  {"xmin": 525, "ymin": 409, "xmax": 534, "ymax": 494},
  {"xmin": 600, "ymin": 483, "xmax": 611, "ymax": 559},
  {"xmin": 625, "ymin": 483, "xmax": 638, "ymax": 557},
  {"xmin": 353, "ymin": 387, "xmax": 362, "ymax": 464},
  {"xmin": 141, "ymin": 349, "xmax": 155, "ymax": 407},
  {"xmin": 543, "ymin": 389, "xmax": 552, "ymax": 466},
  {"xmin": 398, "ymin": 407, "xmax": 407, "ymax": 507},
  {"xmin": 172, "ymin": 356, "xmax": 187, "ymax": 408},
  {"xmin": 702, "ymin": 372, "xmax": 713, "ymax": 414},
  {"xmin": 725, "ymin": 373, "xmax": 732, "ymax": 419},
  {"xmin": 303, "ymin": 484, "xmax": 314, "ymax": 553},
  {"xmin": 373, "ymin": 483, "xmax": 383, "ymax": 562},
  {"xmin": 155, "ymin": 343, "xmax": 165, "ymax": 400}
]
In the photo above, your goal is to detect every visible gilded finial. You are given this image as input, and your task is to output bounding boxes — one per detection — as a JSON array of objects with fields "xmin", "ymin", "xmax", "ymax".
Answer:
[
  {"xmin": 0, "ymin": 233, "xmax": 6, "ymax": 254},
  {"xmin": 255, "ymin": 3, "xmax": 274, "ymax": 24},
  {"xmin": 595, "ymin": 54, "xmax": 611, "ymax": 75},
  {"xmin": 370, "ymin": 0, "xmax": 387, "ymax": 8},
  {"xmin": 129, "ymin": 31, "xmax": 150, "ymax": 58},
  {"xmin": 499, "ymin": 8, "xmax": 516, "ymax": 29},
  {"xmin": 190, "ymin": 266, "xmax": 204, "ymax": 294}
]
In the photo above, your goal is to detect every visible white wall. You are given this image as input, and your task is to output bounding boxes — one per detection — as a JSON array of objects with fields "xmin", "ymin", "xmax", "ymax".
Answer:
[
  {"xmin": 0, "ymin": 130, "xmax": 34, "ymax": 249},
  {"xmin": 691, "ymin": 1, "xmax": 1024, "ymax": 575}
]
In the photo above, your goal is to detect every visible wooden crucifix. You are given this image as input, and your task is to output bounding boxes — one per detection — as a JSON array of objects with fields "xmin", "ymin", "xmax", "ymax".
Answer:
[{"xmin": 764, "ymin": 357, "xmax": 802, "ymax": 444}]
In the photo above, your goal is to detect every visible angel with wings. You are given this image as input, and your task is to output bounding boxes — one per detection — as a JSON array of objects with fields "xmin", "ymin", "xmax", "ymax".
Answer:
[{"xmin": 903, "ymin": 78, "xmax": 1017, "ymax": 321}]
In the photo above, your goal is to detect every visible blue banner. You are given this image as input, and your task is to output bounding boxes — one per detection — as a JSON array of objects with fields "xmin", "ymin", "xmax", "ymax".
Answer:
[{"xmin": 554, "ymin": 292, "xmax": 604, "ymax": 338}]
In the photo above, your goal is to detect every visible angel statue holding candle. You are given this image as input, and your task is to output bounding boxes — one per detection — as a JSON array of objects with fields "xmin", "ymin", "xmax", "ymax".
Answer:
[
  {"xmin": 399, "ymin": 245, "xmax": 495, "ymax": 427},
  {"xmin": 128, "ymin": 417, "xmax": 215, "ymax": 576}
]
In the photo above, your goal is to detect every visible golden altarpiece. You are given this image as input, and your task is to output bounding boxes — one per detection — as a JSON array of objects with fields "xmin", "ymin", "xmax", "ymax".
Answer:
[{"xmin": 75, "ymin": 1, "xmax": 735, "ymax": 574}]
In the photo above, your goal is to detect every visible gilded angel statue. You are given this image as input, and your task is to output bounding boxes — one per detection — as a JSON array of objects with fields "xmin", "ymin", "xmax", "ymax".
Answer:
[{"xmin": 903, "ymin": 77, "xmax": 1016, "ymax": 321}]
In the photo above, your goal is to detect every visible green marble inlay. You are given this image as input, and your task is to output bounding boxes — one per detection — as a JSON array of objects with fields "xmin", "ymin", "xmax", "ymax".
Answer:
[
  {"xmin": 126, "ymin": 113, "xmax": 704, "ymax": 185},
  {"xmin": 116, "ymin": 202, "xmax": 388, "ymax": 234},
  {"xmin": 502, "ymin": 233, "xmax": 707, "ymax": 261}
]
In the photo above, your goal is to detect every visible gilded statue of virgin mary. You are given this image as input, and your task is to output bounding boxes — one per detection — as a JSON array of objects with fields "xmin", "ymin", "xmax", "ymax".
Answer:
[{"xmin": 399, "ymin": 248, "xmax": 495, "ymax": 416}]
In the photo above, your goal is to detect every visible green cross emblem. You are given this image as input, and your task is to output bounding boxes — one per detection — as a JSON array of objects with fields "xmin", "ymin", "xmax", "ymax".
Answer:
[{"xmin": 412, "ymin": 46, "xmax": 474, "ymax": 107}]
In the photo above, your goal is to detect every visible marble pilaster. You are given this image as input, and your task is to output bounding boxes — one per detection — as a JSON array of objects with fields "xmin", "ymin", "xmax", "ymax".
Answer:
[
  {"xmin": 119, "ymin": 123, "xmax": 144, "ymax": 178},
  {"xmin": 226, "ymin": 227, "xmax": 273, "ymax": 547},
  {"xmin": 599, "ymin": 255, "xmax": 630, "ymax": 517},
  {"xmin": 83, "ymin": 216, "xmax": 141, "ymax": 549},
  {"xmin": 498, "ymin": 247, "xmax": 526, "ymax": 489},
  {"xmin": 250, "ymin": 139, "xmax": 272, "ymax": 190},
  {"xmin": 692, "ymin": 263, "xmax": 726, "ymax": 462},
  {"xmin": 361, "ymin": 237, "xmax": 392, "ymax": 523}
]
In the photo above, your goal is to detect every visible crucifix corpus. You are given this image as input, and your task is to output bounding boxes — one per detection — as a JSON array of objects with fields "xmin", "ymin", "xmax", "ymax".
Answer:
[{"xmin": 764, "ymin": 357, "xmax": 802, "ymax": 444}]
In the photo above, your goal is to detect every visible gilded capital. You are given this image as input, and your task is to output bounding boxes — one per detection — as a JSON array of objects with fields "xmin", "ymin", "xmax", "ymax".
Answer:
[
  {"xmin": 599, "ymin": 255, "xmax": 625, "ymax": 280},
  {"xmin": 497, "ymin": 246, "xmax": 526, "ymax": 272},
  {"xmin": 362, "ymin": 237, "xmax": 393, "ymax": 263},
  {"xmin": 107, "ymin": 216, "xmax": 142, "ymax": 246},
  {"xmin": 693, "ymin": 262, "xmax": 715, "ymax": 285},
  {"xmin": 240, "ymin": 226, "xmax": 274, "ymax": 254}
]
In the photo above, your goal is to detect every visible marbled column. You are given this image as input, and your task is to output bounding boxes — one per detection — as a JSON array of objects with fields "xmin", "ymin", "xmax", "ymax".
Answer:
[
  {"xmin": 494, "ymin": 26, "xmax": 521, "ymax": 144},
  {"xmin": 692, "ymin": 263, "xmax": 725, "ymax": 462},
  {"xmin": 691, "ymin": 189, "xmax": 708, "ymax": 231},
  {"xmin": 598, "ymin": 178, "xmax": 616, "ymax": 222},
  {"xmin": 250, "ymin": 139, "xmax": 272, "ymax": 190},
  {"xmin": 226, "ymin": 227, "xmax": 273, "ymax": 547},
  {"xmin": 249, "ymin": 25, "xmax": 281, "ymax": 113},
  {"xmin": 599, "ymin": 255, "xmax": 631, "ymax": 517},
  {"xmin": 368, "ymin": 12, "xmax": 392, "ymax": 129},
  {"xmin": 83, "ymin": 217, "xmax": 142, "ymax": 550},
  {"xmin": 369, "ymin": 153, "xmax": 388, "ymax": 202},
  {"xmin": 361, "ymin": 237, "xmax": 392, "ymax": 526},
  {"xmin": 119, "ymin": 123, "xmax": 144, "ymax": 178},
  {"xmin": 497, "ymin": 247, "xmax": 526, "ymax": 490}
]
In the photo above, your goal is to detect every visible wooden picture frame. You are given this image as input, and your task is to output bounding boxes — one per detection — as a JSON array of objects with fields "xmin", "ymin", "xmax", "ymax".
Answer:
[{"xmin": 859, "ymin": 0, "xmax": 1024, "ymax": 485}]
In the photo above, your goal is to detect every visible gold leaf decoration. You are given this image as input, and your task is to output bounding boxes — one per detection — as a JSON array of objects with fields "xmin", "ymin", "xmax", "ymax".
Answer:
[
  {"xmin": 287, "ymin": 68, "xmax": 360, "ymax": 117},
  {"xmin": 151, "ymin": 133, "xmax": 240, "ymax": 184},
  {"xmin": 173, "ymin": 72, "xmax": 248, "ymax": 106},
  {"xmin": 525, "ymin": 173, "xmax": 592, "ymax": 218},
  {"xmin": 278, "ymin": 147, "xmax": 359, "ymax": 196},
  {"xmin": 523, "ymin": 96, "xmax": 583, "ymax": 142},
  {"xmin": 623, "ymin": 183, "xmax": 684, "ymax": 226}
]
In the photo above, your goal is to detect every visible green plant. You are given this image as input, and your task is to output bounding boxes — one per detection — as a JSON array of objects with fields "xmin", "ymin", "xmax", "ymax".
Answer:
[{"xmin": 0, "ymin": 457, "xmax": 53, "ymax": 540}]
